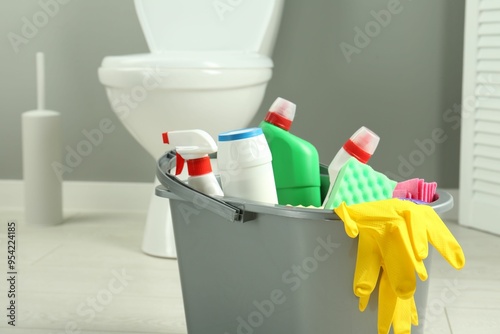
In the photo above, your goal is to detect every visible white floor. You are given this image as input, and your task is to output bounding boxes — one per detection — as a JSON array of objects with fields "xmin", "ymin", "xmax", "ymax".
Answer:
[{"xmin": 0, "ymin": 209, "xmax": 498, "ymax": 334}]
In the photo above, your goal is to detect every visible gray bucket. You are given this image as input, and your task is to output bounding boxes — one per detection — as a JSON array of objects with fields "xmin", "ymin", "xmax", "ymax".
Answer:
[{"xmin": 156, "ymin": 150, "xmax": 453, "ymax": 334}]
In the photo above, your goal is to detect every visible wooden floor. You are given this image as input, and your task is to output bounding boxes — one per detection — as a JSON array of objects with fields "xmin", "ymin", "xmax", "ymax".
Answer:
[{"xmin": 0, "ymin": 209, "xmax": 498, "ymax": 334}]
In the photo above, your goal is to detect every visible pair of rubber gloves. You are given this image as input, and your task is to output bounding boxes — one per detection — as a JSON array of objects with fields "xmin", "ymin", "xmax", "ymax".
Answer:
[{"xmin": 334, "ymin": 198, "xmax": 465, "ymax": 334}]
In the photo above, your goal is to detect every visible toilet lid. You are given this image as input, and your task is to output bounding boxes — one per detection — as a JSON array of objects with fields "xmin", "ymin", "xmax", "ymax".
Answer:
[
  {"xmin": 100, "ymin": 51, "xmax": 273, "ymax": 69},
  {"xmin": 134, "ymin": 0, "xmax": 277, "ymax": 53}
]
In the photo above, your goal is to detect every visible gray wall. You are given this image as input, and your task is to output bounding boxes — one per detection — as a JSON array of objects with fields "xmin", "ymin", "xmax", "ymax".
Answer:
[{"xmin": 1, "ymin": 0, "xmax": 464, "ymax": 188}]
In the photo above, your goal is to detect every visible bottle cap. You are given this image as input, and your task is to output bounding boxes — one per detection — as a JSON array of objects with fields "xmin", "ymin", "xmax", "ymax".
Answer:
[
  {"xmin": 186, "ymin": 156, "xmax": 212, "ymax": 176},
  {"xmin": 264, "ymin": 97, "xmax": 296, "ymax": 131},
  {"xmin": 218, "ymin": 128, "xmax": 263, "ymax": 142},
  {"xmin": 342, "ymin": 126, "xmax": 380, "ymax": 164}
]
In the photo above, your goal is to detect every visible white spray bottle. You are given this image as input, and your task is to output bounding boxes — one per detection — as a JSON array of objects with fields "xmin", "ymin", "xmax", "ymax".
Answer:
[
  {"xmin": 162, "ymin": 129, "xmax": 224, "ymax": 197},
  {"xmin": 322, "ymin": 126, "xmax": 380, "ymax": 208}
]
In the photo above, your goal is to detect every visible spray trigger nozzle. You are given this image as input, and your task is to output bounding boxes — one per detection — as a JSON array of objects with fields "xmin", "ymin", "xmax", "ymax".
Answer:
[{"xmin": 162, "ymin": 129, "xmax": 218, "ymax": 177}]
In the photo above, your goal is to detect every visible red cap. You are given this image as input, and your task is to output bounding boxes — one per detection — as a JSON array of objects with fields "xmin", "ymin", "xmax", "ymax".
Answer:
[
  {"xmin": 187, "ymin": 156, "xmax": 212, "ymax": 176},
  {"xmin": 343, "ymin": 139, "xmax": 371, "ymax": 164},
  {"xmin": 264, "ymin": 112, "xmax": 293, "ymax": 131},
  {"xmin": 342, "ymin": 127, "xmax": 380, "ymax": 164},
  {"xmin": 264, "ymin": 97, "xmax": 296, "ymax": 131},
  {"xmin": 174, "ymin": 154, "xmax": 212, "ymax": 176}
]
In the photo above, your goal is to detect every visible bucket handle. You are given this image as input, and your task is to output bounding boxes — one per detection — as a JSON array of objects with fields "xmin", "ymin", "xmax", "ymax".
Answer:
[{"xmin": 156, "ymin": 150, "xmax": 251, "ymax": 223}]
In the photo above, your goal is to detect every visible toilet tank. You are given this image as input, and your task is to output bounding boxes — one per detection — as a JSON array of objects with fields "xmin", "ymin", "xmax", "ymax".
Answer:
[{"xmin": 134, "ymin": 0, "xmax": 285, "ymax": 56}]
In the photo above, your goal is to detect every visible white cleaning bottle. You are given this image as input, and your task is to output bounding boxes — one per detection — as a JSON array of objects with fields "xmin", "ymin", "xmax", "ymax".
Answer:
[
  {"xmin": 322, "ymin": 126, "xmax": 380, "ymax": 208},
  {"xmin": 217, "ymin": 127, "xmax": 278, "ymax": 204},
  {"xmin": 162, "ymin": 129, "xmax": 224, "ymax": 197}
]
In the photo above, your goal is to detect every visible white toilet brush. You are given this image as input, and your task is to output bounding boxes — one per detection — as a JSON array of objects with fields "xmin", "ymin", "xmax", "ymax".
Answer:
[{"xmin": 22, "ymin": 52, "xmax": 63, "ymax": 226}]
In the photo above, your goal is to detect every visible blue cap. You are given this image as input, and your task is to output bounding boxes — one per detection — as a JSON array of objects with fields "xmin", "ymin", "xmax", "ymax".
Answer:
[{"xmin": 218, "ymin": 128, "xmax": 263, "ymax": 142}]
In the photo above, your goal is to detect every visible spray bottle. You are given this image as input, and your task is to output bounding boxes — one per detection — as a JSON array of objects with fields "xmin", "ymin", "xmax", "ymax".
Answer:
[
  {"xmin": 259, "ymin": 97, "xmax": 321, "ymax": 207},
  {"xmin": 162, "ymin": 129, "xmax": 224, "ymax": 197},
  {"xmin": 322, "ymin": 126, "xmax": 380, "ymax": 208}
]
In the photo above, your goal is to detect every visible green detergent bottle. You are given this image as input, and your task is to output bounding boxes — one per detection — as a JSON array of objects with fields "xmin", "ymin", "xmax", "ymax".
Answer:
[{"xmin": 259, "ymin": 98, "xmax": 321, "ymax": 207}]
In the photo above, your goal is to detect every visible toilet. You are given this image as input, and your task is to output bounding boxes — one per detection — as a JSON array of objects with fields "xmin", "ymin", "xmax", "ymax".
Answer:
[{"xmin": 98, "ymin": 0, "xmax": 285, "ymax": 258}]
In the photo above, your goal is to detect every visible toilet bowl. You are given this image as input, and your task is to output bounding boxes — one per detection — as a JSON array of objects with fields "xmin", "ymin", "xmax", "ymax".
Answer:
[
  {"xmin": 98, "ymin": 0, "xmax": 284, "ymax": 258},
  {"xmin": 99, "ymin": 52, "xmax": 273, "ymax": 157}
]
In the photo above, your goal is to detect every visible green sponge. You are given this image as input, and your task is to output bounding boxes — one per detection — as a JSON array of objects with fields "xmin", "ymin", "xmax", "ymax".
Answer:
[{"xmin": 323, "ymin": 157, "xmax": 397, "ymax": 209}]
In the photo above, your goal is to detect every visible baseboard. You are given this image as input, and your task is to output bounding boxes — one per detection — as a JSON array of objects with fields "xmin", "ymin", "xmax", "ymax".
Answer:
[{"xmin": 0, "ymin": 180, "xmax": 153, "ymax": 212}]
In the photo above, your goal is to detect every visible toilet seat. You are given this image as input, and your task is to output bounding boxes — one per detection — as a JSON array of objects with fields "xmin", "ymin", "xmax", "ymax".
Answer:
[
  {"xmin": 100, "ymin": 51, "xmax": 273, "ymax": 69},
  {"xmin": 98, "ymin": 52, "xmax": 273, "ymax": 90}
]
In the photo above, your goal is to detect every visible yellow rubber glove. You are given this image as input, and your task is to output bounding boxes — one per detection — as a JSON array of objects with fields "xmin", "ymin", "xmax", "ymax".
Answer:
[
  {"xmin": 336, "ymin": 199, "xmax": 465, "ymax": 297},
  {"xmin": 336, "ymin": 200, "xmax": 428, "ymax": 300},
  {"xmin": 392, "ymin": 295, "xmax": 418, "ymax": 334},
  {"xmin": 402, "ymin": 203, "xmax": 465, "ymax": 269},
  {"xmin": 379, "ymin": 269, "xmax": 418, "ymax": 334},
  {"xmin": 337, "ymin": 202, "xmax": 422, "ymax": 334},
  {"xmin": 335, "ymin": 198, "xmax": 465, "ymax": 334},
  {"xmin": 357, "ymin": 267, "xmax": 418, "ymax": 334}
]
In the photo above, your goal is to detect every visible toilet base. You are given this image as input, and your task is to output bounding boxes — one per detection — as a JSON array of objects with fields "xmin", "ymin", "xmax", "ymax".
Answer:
[{"xmin": 141, "ymin": 177, "xmax": 177, "ymax": 258}]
